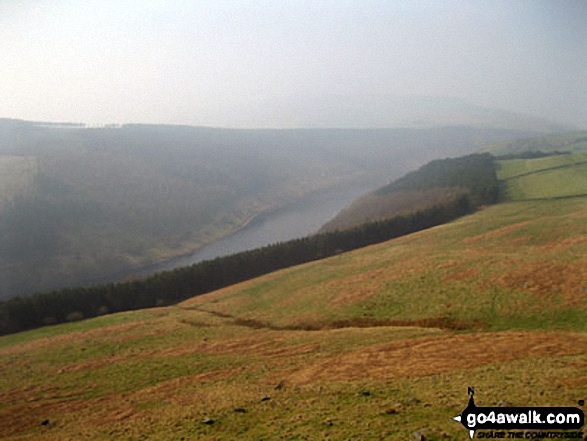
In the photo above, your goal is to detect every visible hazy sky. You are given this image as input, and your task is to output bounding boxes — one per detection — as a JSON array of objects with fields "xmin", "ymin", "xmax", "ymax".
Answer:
[{"xmin": 1, "ymin": 0, "xmax": 586, "ymax": 128}]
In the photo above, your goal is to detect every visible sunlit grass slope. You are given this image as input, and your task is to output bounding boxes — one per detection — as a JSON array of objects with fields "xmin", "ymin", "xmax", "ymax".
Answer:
[
  {"xmin": 1, "ymin": 194, "xmax": 586, "ymax": 440},
  {"xmin": 498, "ymin": 152, "xmax": 587, "ymax": 201},
  {"xmin": 497, "ymin": 152, "xmax": 587, "ymax": 180}
]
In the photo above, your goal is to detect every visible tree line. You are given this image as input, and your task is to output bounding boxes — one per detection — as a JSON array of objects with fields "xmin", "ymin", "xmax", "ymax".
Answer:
[{"xmin": 0, "ymin": 194, "xmax": 477, "ymax": 335}]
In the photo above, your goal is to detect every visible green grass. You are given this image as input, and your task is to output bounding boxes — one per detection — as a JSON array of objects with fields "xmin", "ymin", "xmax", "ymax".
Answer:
[
  {"xmin": 497, "ymin": 152, "xmax": 587, "ymax": 180},
  {"xmin": 0, "ymin": 309, "xmax": 157, "ymax": 350},
  {"xmin": 185, "ymin": 197, "xmax": 587, "ymax": 333},
  {"xmin": 2, "ymin": 306, "xmax": 585, "ymax": 440},
  {"xmin": 505, "ymin": 164, "xmax": 587, "ymax": 201}
]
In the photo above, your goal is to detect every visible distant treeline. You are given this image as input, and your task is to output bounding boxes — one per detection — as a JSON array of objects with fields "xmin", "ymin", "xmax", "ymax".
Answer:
[
  {"xmin": 0, "ymin": 195, "xmax": 477, "ymax": 335},
  {"xmin": 0, "ymin": 153, "xmax": 499, "ymax": 336}
]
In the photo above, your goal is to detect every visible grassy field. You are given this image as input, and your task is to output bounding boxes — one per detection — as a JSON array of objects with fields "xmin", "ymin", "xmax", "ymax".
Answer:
[
  {"xmin": 1, "ymin": 189, "xmax": 586, "ymax": 439},
  {"xmin": 497, "ymin": 152, "xmax": 587, "ymax": 180},
  {"xmin": 498, "ymin": 153, "xmax": 587, "ymax": 201},
  {"xmin": 187, "ymin": 197, "xmax": 587, "ymax": 332},
  {"xmin": 1, "ymin": 150, "xmax": 586, "ymax": 439}
]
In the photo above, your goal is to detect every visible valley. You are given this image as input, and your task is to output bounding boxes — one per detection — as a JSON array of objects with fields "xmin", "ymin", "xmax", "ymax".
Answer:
[
  {"xmin": 1, "ymin": 142, "xmax": 586, "ymax": 440},
  {"xmin": 0, "ymin": 120, "xmax": 538, "ymax": 299},
  {"xmin": 3, "ymin": 2, "xmax": 586, "ymax": 439}
]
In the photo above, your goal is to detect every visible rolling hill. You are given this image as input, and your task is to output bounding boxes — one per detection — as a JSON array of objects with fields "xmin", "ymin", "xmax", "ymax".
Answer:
[
  {"xmin": 0, "ymin": 148, "xmax": 585, "ymax": 440},
  {"xmin": 228, "ymin": 94, "xmax": 575, "ymax": 132},
  {"xmin": 497, "ymin": 152, "xmax": 587, "ymax": 201}
]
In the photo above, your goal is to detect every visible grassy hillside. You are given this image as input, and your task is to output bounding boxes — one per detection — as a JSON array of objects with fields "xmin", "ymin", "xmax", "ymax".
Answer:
[
  {"xmin": 320, "ymin": 153, "xmax": 497, "ymax": 233},
  {"xmin": 1, "ymin": 119, "xmax": 539, "ymax": 299},
  {"xmin": 322, "ymin": 133, "xmax": 587, "ymax": 233},
  {"xmin": 1, "ymin": 170, "xmax": 585, "ymax": 439},
  {"xmin": 498, "ymin": 152, "xmax": 587, "ymax": 201},
  {"xmin": 497, "ymin": 152, "xmax": 587, "ymax": 180},
  {"xmin": 188, "ymin": 198, "xmax": 587, "ymax": 333}
]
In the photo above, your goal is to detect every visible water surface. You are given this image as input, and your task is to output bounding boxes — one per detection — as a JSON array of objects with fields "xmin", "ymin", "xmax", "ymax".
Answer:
[{"xmin": 137, "ymin": 182, "xmax": 375, "ymax": 276}]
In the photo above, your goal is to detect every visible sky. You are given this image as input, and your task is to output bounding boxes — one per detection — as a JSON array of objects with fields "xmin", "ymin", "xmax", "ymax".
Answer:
[{"xmin": 1, "ymin": 0, "xmax": 586, "ymax": 129}]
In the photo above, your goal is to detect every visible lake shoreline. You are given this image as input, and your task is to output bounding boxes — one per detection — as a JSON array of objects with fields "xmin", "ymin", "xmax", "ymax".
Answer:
[{"xmin": 124, "ymin": 180, "xmax": 378, "ymax": 279}]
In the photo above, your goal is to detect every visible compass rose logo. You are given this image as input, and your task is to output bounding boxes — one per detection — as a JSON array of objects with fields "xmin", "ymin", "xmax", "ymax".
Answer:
[{"xmin": 453, "ymin": 387, "xmax": 477, "ymax": 439}]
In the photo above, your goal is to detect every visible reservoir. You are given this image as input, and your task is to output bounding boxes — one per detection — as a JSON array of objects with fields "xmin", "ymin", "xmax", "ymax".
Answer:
[{"xmin": 136, "ymin": 181, "xmax": 376, "ymax": 277}]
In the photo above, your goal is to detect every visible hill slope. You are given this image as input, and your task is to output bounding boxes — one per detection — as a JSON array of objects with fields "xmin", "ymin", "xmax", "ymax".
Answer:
[
  {"xmin": 188, "ymin": 197, "xmax": 587, "ymax": 333},
  {"xmin": 321, "ymin": 133, "xmax": 587, "ymax": 232},
  {"xmin": 497, "ymin": 152, "xmax": 587, "ymax": 201},
  {"xmin": 1, "ymin": 157, "xmax": 585, "ymax": 440},
  {"xmin": 320, "ymin": 153, "xmax": 497, "ymax": 233},
  {"xmin": 482, "ymin": 131, "xmax": 587, "ymax": 156}
]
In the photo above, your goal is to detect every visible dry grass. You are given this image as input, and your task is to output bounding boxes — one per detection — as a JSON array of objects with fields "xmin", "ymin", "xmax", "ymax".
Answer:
[
  {"xmin": 1, "ymin": 196, "xmax": 586, "ymax": 439},
  {"xmin": 320, "ymin": 187, "xmax": 469, "ymax": 232},
  {"xmin": 494, "ymin": 260, "xmax": 587, "ymax": 306},
  {"xmin": 462, "ymin": 220, "xmax": 530, "ymax": 244},
  {"xmin": 1, "ymin": 311, "xmax": 585, "ymax": 440},
  {"xmin": 287, "ymin": 331, "xmax": 587, "ymax": 384}
]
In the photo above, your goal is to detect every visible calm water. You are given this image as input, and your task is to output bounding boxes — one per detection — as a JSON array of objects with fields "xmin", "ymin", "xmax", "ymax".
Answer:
[{"xmin": 136, "ymin": 182, "xmax": 375, "ymax": 276}]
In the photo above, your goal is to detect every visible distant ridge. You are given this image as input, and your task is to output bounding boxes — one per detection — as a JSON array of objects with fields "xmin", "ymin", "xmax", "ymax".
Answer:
[
  {"xmin": 481, "ymin": 131, "xmax": 587, "ymax": 155},
  {"xmin": 225, "ymin": 95, "xmax": 574, "ymax": 132}
]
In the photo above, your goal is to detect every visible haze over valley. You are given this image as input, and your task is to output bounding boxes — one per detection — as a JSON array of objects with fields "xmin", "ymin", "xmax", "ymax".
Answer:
[
  {"xmin": 1, "ymin": 0, "xmax": 586, "ymax": 296},
  {"xmin": 1, "ymin": 2, "xmax": 586, "ymax": 439},
  {"xmin": 0, "ymin": 119, "xmax": 539, "ymax": 298}
]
